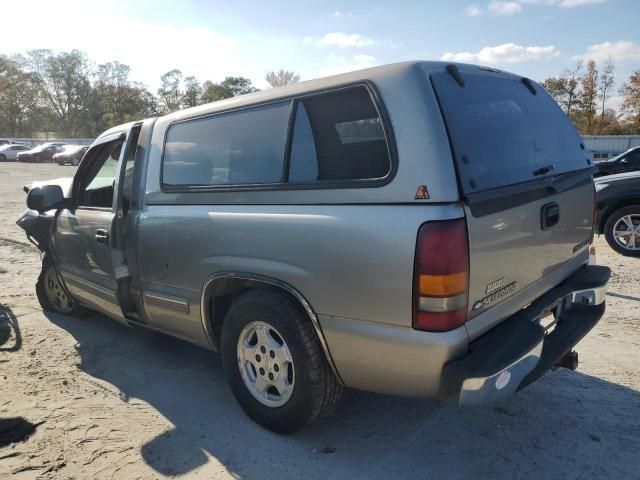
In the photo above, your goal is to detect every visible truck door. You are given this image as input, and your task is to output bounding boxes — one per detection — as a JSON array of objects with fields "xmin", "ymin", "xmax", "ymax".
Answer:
[{"xmin": 53, "ymin": 125, "xmax": 141, "ymax": 322}]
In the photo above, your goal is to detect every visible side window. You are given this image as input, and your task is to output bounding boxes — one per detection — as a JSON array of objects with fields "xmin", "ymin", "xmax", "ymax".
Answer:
[
  {"xmin": 163, "ymin": 101, "xmax": 291, "ymax": 187},
  {"xmin": 77, "ymin": 140, "xmax": 123, "ymax": 208},
  {"xmin": 289, "ymin": 86, "xmax": 391, "ymax": 182}
]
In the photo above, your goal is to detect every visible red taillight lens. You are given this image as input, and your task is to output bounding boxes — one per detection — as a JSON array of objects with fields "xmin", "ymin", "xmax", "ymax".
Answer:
[{"xmin": 413, "ymin": 219, "xmax": 469, "ymax": 332}]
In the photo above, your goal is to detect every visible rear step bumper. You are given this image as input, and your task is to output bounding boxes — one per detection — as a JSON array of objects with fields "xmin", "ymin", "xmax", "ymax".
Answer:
[{"xmin": 439, "ymin": 265, "xmax": 610, "ymax": 405}]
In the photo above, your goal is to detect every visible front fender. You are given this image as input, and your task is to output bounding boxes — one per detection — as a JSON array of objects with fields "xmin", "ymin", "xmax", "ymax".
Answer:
[{"xmin": 16, "ymin": 209, "xmax": 55, "ymax": 252}]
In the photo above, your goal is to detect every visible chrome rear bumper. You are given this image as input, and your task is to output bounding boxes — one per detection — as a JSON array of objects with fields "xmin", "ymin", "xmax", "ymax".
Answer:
[{"xmin": 440, "ymin": 265, "xmax": 610, "ymax": 405}]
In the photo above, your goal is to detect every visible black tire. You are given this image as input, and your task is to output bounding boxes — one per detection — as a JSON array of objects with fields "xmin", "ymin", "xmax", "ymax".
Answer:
[
  {"xmin": 221, "ymin": 289, "xmax": 342, "ymax": 434},
  {"xmin": 36, "ymin": 255, "xmax": 91, "ymax": 317},
  {"xmin": 604, "ymin": 205, "xmax": 640, "ymax": 257},
  {"xmin": 0, "ymin": 154, "xmax": 6, "ymax": 162}
]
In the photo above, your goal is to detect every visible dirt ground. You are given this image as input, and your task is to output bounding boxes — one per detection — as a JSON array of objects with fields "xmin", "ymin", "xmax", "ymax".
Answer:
[{"xmin": 0, "ymin": 163, "xmax": 638, "ymax": 480}]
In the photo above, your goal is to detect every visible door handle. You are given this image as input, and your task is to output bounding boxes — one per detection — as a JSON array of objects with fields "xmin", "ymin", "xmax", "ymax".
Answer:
[
  {"xmin": 540, "ymin": 202, "xmax": 560, "ymax": 230},
  {"xmin": 95, "ymin": 229, "xmax": 109, "ymax": 245}
]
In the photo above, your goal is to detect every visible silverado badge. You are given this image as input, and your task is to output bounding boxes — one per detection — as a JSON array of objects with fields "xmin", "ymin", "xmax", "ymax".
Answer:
[{"xmin": 473, "ymin": 278, "xmax": 517, "ymax": 311}]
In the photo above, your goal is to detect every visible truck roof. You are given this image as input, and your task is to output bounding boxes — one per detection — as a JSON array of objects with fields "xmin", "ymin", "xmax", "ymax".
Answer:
[{"xmin": 97, "ymin": 60, "xmax": 523, "ymax": 141}]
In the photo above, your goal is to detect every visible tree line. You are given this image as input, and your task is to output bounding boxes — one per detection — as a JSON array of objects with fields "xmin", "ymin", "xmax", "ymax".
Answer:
[
  {"xmin": 1, "ymin": 49, "xmax": 639, "ymax": 138},
  {"xmin": 542, "ymin": 59, "xmax": 640, "ymax": 135},
  {"xmin": 0, "ymin": 50, "xmax": 299, "ymax": 138}
]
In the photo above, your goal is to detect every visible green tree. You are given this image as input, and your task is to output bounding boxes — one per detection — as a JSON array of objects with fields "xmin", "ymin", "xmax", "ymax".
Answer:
[
  {"xmin": 158, "ymin": 69, "xmax": 183, "ymax": 113},
  {"xmin": 201, "ymin": 80, "xmax": 232, "ymax": 103},
  {"xmin": 0, "ymin": 56, "xmax": 41, "ymax": 136},
  {"xmin": 25, "ymin": 49, "xmax": 93, "ymax": 137},
  {"xmin": 221, "ymin": 76, "xmax": 258, "ymax": 96},
  {"xmin": 200, "ymin": 76, "xmax": 257, "ymax": 104},
  {"xmin": 541, "ymin": 62, "xmax": 582, "ymax": 116},
  {"xmin": 183, "ymin": 75, "xmax": 202, "ymax": 108}
]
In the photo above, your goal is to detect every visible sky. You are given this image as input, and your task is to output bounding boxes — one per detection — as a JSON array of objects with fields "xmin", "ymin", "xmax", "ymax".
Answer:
[{"xmin": 3, "ymin": 0, "xmax": 640, "ymax": 108}]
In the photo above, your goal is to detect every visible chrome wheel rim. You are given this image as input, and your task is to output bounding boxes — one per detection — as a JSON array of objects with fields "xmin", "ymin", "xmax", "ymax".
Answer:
[
  {"xmin": 612, "ymin": 214, "xmax": 640, "ymax": 251},
  {"xmin": 236, "ymin": 321, "xmax": 295, "ymax": 407},
  {"xmin": 44, "ymin": 267, "xmax": 74, "ymax": 314}
]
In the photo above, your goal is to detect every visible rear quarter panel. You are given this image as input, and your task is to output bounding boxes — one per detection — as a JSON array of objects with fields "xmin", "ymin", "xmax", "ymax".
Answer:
[{"xmin": 136, "ymin": 203, "xmax": 464, "ymax": 337}]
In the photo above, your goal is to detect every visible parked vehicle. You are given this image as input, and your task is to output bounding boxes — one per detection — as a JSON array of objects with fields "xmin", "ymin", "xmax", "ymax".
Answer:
[
  {"xmin": 16, "ymin": 142, "xmax": 67, "ymax": 163},
  {"xmin": 594, "ymin": 146, "xmax": 640, "ymax": 177},
  {"xmin": 0, "ymin": 139, "xmax": 12, "ymax": 146},
  {"xmin": 17, "ymin": 61, "xmax": 609, "ymax": 434},
  {"xmin": 595, "ymin": 171, "xmax": 640, "ymax": 256},
  {"xmin": 0, "ymin": 144, "xmax": 31, "ymax": 161},
  {"xmin": 54, "ymin": 145, "xmax": 89, "ymax": 166}
]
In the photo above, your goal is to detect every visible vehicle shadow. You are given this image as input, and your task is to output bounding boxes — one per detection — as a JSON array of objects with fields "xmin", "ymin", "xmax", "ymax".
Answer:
[
  {"xmin": 0, "ymin": 417, "xmax": 41, "ymax": 448},
  {"xmin": 0, "ymin": 305, "xmax": 21, "ymax": 352},
  {"xmin": 46, "ymin": 311, "xmax": 640, "ymax": 480}
]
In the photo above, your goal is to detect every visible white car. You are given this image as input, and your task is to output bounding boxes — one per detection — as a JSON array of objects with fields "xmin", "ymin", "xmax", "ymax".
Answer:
[{"xmin": 0, "ymin": 144, "xmax": 31, "ymax": 161}]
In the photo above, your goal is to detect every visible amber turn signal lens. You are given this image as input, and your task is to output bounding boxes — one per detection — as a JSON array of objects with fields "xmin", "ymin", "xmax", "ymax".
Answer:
[{"xmin": 419, "ymin": 272, "xmax": 467, "ymax": 297}]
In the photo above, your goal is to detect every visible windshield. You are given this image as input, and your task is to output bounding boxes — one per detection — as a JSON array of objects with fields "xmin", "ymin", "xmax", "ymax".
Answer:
[{"xmin": 431, "ymin": 70, "xmax": 588, "ymax": 194}]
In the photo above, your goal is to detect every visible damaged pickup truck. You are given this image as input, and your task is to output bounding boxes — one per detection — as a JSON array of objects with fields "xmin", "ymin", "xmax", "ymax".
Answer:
[{"xmin": 18, "ymin": 61, "xmax": 610, "ymax": 434}]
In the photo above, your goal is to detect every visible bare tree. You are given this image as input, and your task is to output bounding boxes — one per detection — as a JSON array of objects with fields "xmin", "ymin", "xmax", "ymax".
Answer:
[
  {"xmin": 620, "ymin": 70, "xmax": 640, "ymax": 127},
  {"xmin": 265, "ymin": 70, "xmax": 300, "ymax": 88},
  {"xmin": 599, "ymin": 58, "xmax": 615, "ymax": 124},
  {"xmin": 580, "ymin": 59, "xmax": 599, "ymax": 134}
]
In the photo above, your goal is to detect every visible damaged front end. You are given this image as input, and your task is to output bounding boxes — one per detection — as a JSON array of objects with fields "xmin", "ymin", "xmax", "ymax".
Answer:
[
  {"xmin": 16, "ymin": 209, "xmax": 56, "ymax": 252},
  {"xmin": 16, "ymin": 177, "xmax": 73, "ymax": 252}
]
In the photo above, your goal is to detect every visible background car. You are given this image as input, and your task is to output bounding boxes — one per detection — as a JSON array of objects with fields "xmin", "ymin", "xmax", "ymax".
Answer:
[
  {"xmin": 594, "ymin": 146, "xmax": 640, "ymax": 177},
  {"xmin": 54, "ymin": 145, "xmax": 89, "ymax": 166},
  {"xmin": 595, "ymin": 171, "xmax": 640, "ymax": 256},
  {"xmin": 0, "ymin": 144, "xmax": 31, "ymax": 161},
  {"xmin": 16, "ymin": 142, "xmax": 67, "ymax": 163}
]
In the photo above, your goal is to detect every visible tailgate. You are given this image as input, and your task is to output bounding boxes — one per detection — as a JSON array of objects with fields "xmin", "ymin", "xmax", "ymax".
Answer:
[{"xmin": 431, "ymin": 66, "xmax": 595, "ymax": 338}]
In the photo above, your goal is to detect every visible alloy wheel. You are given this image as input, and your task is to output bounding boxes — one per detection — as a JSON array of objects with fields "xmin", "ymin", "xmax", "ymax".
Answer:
[{"xmin": 236, "ymin": 321, "xmax": 295, "ymax": 407}]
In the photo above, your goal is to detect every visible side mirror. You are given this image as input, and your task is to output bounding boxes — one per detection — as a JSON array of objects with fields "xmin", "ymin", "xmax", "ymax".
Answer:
[{"xmin": 27, "ymin": 185, "xmax": 66, "ymax": 213}]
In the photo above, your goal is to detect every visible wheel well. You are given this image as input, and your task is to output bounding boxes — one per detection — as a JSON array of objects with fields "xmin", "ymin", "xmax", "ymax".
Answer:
[
  {"xmin": 599, "ymin": 199, "xmax": 640, "ymax": 233},
  {"xmin": 201, "ymin": 276, "xmax": 312, "ymax": 351}
]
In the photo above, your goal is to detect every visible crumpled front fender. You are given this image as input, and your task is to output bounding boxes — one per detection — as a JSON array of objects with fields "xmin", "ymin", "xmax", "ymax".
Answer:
[{"xmin": 16, "ymin": 209, "xmax": 55, "ymax": 252}]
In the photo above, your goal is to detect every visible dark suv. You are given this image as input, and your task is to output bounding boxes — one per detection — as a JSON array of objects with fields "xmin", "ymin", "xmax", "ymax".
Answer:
[{"xmin": 595, "ymin": 171, "xmax": 640, "ymax": 256}]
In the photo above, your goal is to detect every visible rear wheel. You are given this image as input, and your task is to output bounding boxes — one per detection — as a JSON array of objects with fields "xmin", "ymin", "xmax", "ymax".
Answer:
[
  {"xmin": 0, "ymin": 154, "xmax": 6, "ymax": 162},
  {"xmin": 220, "ymin": 289, "xmax": 342, "ymax": 434},
  {"xmin": 36, "ymin": 255, "xmax": 90, "ymax": 317},
  {"xmin": 604, "ymin": 205, "xmax": 640, "ymax": 257}
]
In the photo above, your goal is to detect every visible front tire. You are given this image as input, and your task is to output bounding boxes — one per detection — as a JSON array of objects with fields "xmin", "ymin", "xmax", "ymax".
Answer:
[
  {"xmin": 604, "ymin": 205, "xmax": 640, "ymax": 257},
  {"xmin": 36, "ymin": 255, "xmax": 90, "ymax": 317},
  {"xmin": 221, "ymin": 289, "xmax": 342, "ymax": 434}
]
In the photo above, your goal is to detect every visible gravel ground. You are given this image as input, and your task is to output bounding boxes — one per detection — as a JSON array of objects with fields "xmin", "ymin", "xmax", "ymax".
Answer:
[{"xmin": 0, "ymin": 163, "xmax": 639, "ymax": 479}]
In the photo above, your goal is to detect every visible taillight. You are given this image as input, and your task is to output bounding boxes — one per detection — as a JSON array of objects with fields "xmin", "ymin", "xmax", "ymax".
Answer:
[{"xmin": 413, "ymin": 219, "xmax": 469, "ymax": 332}]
